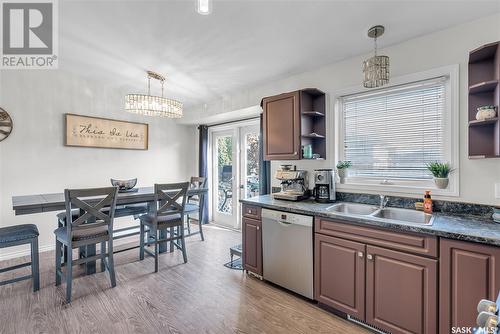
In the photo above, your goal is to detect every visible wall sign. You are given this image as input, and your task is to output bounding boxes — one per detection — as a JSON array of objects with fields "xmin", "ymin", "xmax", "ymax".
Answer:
[
  {"xmin": 0, "ymin": 108, "xmax": 13, "ymax": 142},
  {"xmin": 65, "ymin": 114, "xmax": 148, "ymax": 150}
]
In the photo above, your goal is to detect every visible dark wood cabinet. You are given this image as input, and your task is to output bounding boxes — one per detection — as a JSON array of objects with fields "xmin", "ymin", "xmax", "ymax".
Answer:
[
  {"xmin": 262, "ymin": 91, "xmax": 301, "ymax": 160},
  {"xmin": 315, "ymin": 234, "xmax": 365, "ymax": 320},
  {"xmin": 261, "ymin": 89, "xmax": 326, "ymax": 160},
  {"xmin": 366, "ymin": 245, "xmax": 437, "ymax": 334},
  {"xmin": 440, "ymin": 239, "xmax": 500, "ymax": 333},
  {"xmin": 314, "ymin": 218, "xmax": 438, "ymax": 334},
  {"xmin": 242, "ymin": 217, "xmax": 262, "ymax": 276}
]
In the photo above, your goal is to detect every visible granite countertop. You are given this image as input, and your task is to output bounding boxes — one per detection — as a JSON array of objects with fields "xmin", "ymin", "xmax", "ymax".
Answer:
[{"xmin": 241, "ymin": 195, "xmax": 500, "ymax": 247}]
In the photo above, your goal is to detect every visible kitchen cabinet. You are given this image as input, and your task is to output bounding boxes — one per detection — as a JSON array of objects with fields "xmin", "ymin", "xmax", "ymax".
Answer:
[
  {"xmin": 261, "ymin": 89, "xmax": 326, "ymax": 160},
  {"xmin": 315, "ymin": 218, "xmax": 437, "ymax": 334},
  {"xmin": 440, "ymin": 239, "xmax": 500, "ymax": 333},
  {"xmin": 242, "ymin": 204, "xmax": 262, "ymax": 276},
  {"xmin": 315, "ymin": 234, "xmax": 365, "ymax": 320},
  {"xmin": 366, "ymin": 245, "xmax": 437, "ymax": 334}
]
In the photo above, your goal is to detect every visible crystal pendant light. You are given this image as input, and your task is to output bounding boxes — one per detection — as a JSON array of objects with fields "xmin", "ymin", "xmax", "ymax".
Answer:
[
  {"xmin": 197, "ymin": 0, "xmax": 212, "ymax": 15},
  {"xmin": 363, "ymin": 25, "xmax": 390, "ymax": 88},
  {"xmin": 125, "ymin": 71, "xmax": 183, "ymax": 118}
]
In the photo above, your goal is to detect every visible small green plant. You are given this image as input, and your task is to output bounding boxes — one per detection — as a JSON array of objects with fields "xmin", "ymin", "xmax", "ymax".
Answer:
[
  {"xmin": 426, "ymin": 161, "xmax": 453, "ymax": 178},
  {"xmin": 336, "ymin": 160, "xmax": 352, "ymax": 169}
]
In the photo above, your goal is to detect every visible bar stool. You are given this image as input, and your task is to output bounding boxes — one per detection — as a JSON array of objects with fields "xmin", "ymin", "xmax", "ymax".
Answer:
[
  {"xmin": 0, "ymin": 224, "xmax": 40, "ymax": 292},
  {"xmin": 184, "ymin": 176, "xmax": 207, "ymax": 240},
  {"xmin": 139, "ymin": 182, "xmax": 189, "ymax": 272}
]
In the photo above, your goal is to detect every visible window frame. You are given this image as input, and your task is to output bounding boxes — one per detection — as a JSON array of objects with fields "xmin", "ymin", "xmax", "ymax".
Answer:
[{"xmin": 333, "ymin": 65, "xmax": 460, "ymax": 197}]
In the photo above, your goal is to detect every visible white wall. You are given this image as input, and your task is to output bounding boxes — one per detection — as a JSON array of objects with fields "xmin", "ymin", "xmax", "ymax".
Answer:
[
  {"xmin": 0, "ymin": 70, "xmax": 197, "ymax": 259},
  {"xmin": 188, "ymin": 14, "xmax": 500, "ymax": 206}
]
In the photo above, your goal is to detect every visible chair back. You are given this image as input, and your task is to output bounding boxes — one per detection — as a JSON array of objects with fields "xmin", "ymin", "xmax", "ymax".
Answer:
[
  {"xmin": 189, "ymin": 176, "xmax": 207, "ymax": 202},
  {"xmin": 154, "ymin": 182, "xmax": 189, "ymax": 221},
  {"xmin": 64, "ymin": 187, "xmax": 119, "ymax": 241}
]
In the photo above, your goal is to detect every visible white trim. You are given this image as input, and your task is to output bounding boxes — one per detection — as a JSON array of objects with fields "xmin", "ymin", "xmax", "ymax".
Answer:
[{"xmin": 333, "ymin": 64, "xmax": 460, "ymax": 197}]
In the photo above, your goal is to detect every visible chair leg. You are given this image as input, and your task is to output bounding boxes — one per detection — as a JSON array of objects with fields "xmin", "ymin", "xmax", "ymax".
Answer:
[
  {"xmin": 100, "ymin": 241, "xmax": 106, "ymax": 272},
  {"xmin": 199, "ymin": 216, "xmax": 205, "ymax": 241},
  {"xmin": 180, "ymin": 231, "xmax": 187, "ymax": 263},
  {"xmin": 55, "ymin": 239, "xmax": 62, "ymax": 286},
  {"xmin": 154, "ymin": 229, "xmax": 159, "ymax": 273},
  {"xmin": 31, "ymin": 238, "xmax": 40, "ymax": 292},
  {"xmin": 65, "ymin": 247, "xmax": 73, "ymax": 303},
  {"xmin": 139, "ymin": 223, "xmax": 145, "ymax": 261},
  {"xmin": 186, "ymin": 215, "xmax": 191, "ymax": 235},
  {"xmin": 107, "ymin": 239, "xmax": 116, "ymax": 288},
  {"xmin": 169, "ymin": 227, "xmax": 174, "ymax": 253}
]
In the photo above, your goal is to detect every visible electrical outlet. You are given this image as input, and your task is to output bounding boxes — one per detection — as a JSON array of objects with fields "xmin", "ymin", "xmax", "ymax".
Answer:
[{"xmin": 495, "ymin": 183, "xmax": 500, "ymax": 199}]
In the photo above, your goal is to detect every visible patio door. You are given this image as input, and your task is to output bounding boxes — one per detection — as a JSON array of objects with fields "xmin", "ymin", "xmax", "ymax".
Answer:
[{"xmin": 210, "ymin": 121, "xmax": 260, "ymax": 229}]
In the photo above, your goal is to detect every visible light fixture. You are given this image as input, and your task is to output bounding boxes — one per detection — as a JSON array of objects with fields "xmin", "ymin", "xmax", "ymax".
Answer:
[
  {"xmin": 125, "ymin": 71, "xmax": 183, "ymax": 118},
  {"xmin": 363, "ymin": 25, "xmax": 390, "ymax": 88},
  {"xmin": 197, "ymin": 0, "xmax": 212, "ymax": 15}
]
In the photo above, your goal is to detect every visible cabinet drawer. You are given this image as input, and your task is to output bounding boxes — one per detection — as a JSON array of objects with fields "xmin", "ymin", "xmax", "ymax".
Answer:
[
  {"xmin": 242, "ymin": 204, "xmax": 261, "ymax": 220},
  {"xmin": 315, "ymin": 217, "xmax": 438, "ymax": 257}
]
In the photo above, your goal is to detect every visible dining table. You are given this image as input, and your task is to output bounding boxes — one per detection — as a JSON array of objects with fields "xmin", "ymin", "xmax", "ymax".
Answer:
[{"xmin": 12, "ymin": 186, "xmax": 208, "ymax": 274}]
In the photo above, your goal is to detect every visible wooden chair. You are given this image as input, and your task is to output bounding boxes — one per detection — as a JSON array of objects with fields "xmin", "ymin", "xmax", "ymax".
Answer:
[
  {"xmin": 184, "ymin": 176, "xmax": 207, "ymax": 240},
  {"xmin": 0, "ymin": 224, "xmax": 39, "ymax": 292},
  {"xmin": 139, "ymin": 182, "xmax": 189, "ymax": 272},
  {"xmin": 54, "ymin": 187, "xmax": 118, "ymax": 303}
]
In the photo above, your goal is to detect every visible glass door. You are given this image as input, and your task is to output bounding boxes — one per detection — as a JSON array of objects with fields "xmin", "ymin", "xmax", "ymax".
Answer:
[
  {"xmin": 239, "ymin": 124, "xmax": 260, "ymax": 201},
  {"xmin": 211, "ymin": 129, "xmax": 237, "ymax": 227},
  {"xmin": 210, "ymin": 120, "xmax": 261, "ymax": 230}
]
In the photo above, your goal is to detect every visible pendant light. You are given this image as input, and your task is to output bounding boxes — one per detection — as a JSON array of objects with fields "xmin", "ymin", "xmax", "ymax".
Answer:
[
  {"xmin": 125, "ymin": 71, "xmax": 183, "ymax": 118},
  {"xmin": 363, "ymin": 25, "xmax": 390, "ymax": 88}
]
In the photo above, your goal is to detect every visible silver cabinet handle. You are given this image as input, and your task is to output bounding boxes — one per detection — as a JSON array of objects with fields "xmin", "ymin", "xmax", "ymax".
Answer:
[
  {"xmin": 358, "ymin": 252, "xmax": 364, "ymax": 258},
  {"xmin": 367, "ymin": 254, "xmax": 373, "ymax": 260},
  {"xmin": 256, "ymin": 226, "xmax": 260, "ymax": 230},
  {"xmin": 293, "ymin": 151, "xmax": 297, "ymax": 155}
]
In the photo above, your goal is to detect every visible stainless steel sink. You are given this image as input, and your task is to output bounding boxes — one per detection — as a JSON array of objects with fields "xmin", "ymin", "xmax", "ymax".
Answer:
[
  {"xmin": 327, "ymin": 203, "xmax": 378, "ymax": 216},
  {"xmin": 371, "ymin": 207, "xmax": 434, "ymax": 225}
]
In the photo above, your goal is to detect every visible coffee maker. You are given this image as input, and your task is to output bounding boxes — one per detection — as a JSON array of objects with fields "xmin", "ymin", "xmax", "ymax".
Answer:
[
  {"xmin": 273, "ymin": 166, "xmax": 310, "ymax": 201},
  {"xmin": 313, "ymin": 169, "xmax": 336, "ymax": 203}
]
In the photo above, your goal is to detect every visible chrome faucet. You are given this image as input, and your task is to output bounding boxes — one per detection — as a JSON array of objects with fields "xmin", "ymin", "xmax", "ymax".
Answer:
[{"xmin": 379, "ymin": 195, "xmax": 389, "ymax": 209}]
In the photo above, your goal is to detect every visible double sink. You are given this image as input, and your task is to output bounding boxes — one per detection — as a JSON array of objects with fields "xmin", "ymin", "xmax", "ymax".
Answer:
[{"xmin": 326, "ymin": 202, "xmax": 434, "ymax": 226}]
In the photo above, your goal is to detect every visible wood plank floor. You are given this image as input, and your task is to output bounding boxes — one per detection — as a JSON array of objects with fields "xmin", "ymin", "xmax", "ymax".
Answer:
[{"xmin": 0, "ymin": 225, "xmax": 370, "ymax": 334}]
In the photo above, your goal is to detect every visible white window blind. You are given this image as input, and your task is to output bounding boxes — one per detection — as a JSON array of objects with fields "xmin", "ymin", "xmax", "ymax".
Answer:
[{"xmin": 341, "ymin": 77, "xmax": 446, "ymax": 180}]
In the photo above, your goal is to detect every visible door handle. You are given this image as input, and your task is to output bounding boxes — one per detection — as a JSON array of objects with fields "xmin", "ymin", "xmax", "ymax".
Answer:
[{"xmin": 239, "ymin": 185, "xmax": 244, "ymax": 189}]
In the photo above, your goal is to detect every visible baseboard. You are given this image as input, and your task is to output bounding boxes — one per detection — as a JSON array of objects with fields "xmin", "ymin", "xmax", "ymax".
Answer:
[{"xmin": 0, "ymin": 244, "xmax": 54, "ymax": 261}]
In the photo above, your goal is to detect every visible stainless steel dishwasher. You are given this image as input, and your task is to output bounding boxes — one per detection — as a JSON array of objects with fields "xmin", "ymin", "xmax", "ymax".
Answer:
[{"xmin": 261, "ymin": 208, "xmax": 314, "ymax": 299}]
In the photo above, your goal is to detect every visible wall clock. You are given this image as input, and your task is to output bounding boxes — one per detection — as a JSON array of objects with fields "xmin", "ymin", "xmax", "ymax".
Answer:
[{"xmin": 0, "ymin": 108, "xmax": 13, "ymax": 142}]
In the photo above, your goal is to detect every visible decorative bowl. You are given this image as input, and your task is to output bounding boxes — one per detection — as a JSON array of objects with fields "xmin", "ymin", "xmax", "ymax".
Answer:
[
  {"xmin": 476, "ymin": 105, "xmax": 497, "ymax": 121},
  {"xmin": 111, "ymin": 178, "xmax": 137, "ymax": 192}
]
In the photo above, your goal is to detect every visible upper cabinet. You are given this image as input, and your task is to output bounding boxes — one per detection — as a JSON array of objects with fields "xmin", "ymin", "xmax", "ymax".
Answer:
[
  {"xmin": 468, "ymin": 41, "xmax": 500, "ymax": 159},
  {"xmin": 262, "ymin": 89, "xmax": 326, "ymax": 160}
]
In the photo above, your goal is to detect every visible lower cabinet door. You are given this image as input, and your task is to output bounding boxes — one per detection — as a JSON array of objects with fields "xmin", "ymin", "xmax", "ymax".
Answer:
[
  {"xmin": 242, "ymin": 217, "xmax": 262, "ymax": 275},
  {"xmin": 314, "ymin": 233, "xmax": 366, "ymax": 320},
  {"xmin": 440, "ymin": 239, "xmax": 500, "ymax": 334},
  {"xmin": 365, "ymin": 245, "xmax": 437, "ymax": 334}
]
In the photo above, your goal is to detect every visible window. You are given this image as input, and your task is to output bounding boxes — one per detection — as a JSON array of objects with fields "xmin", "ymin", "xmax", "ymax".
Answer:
[{"xmin": 336, "ymin": 66, "xmax": 459, "ymax": 195}]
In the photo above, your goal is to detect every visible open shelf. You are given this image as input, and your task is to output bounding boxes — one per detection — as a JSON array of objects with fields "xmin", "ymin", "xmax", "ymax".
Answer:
[
  {"xmin": 469, "ymin": 80, "xmax": 498, "ymax": 94},
  {"xmin": 301, "ymin": 111, "xmax": 325, "ymax": 117},
  {"xmin": 469, "ymin": 117, "xmax": 498, "ymax": 127},
  {"xmin": 468, "ymin": 41, "xmax": 500, "ymax": 159}
]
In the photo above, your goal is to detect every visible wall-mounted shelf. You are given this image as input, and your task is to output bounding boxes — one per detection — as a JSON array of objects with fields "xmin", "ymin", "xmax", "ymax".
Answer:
[
  {"xmin": 469, "ymin": 80, "xmax": 498, "ymax": 94},
  {"xmin": 301, "ymin": 111, "xmax": 325, "ymax": 117},
  {"xmin": 468, "ymin": 41, "xmax": 500, "ymax": 159},
  {"xmin": 468, "ymin": 117, "xmax": 498, "ymax": 127}
]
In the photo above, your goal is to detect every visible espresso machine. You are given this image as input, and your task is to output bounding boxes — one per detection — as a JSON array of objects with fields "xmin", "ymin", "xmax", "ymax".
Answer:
[
  {"xmin": 313, "ymin": 169, "xmax": 336, "ymax": 203},
  {"xmin": 273, "ymin": 167, "xmax": 310, "ymax": 201}
]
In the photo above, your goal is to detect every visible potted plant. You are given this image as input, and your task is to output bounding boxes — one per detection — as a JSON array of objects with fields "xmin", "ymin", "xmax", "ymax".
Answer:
[
  {"xmin": 336, "ymin": 160, "xmax": 352, "ymax": 184},
  {"xmin": 426, "ymin": 161, "xmax": 453, "ymax": 189}
]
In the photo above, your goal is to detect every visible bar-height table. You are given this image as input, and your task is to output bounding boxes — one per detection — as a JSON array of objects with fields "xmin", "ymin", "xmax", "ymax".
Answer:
[{"xmin": 12, "ymin": 186, "xmax": 208, "ymax": 274}]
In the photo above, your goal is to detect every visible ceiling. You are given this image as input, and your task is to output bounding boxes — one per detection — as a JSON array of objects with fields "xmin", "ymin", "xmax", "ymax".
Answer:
[{"xmin": 59, "ymin": 0, "xmax": 500, "ymax": 111}]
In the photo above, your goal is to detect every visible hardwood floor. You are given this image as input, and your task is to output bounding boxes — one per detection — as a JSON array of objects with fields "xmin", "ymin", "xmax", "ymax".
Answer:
[{"xmin": 0, "ymin": 225, "xmax": 370, "ymax": 334}]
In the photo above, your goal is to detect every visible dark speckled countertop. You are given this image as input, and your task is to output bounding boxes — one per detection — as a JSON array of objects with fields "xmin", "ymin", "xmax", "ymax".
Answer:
[{"xmin": 241, "ymin": 195, "xmax": 500, "ymax": 247}]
